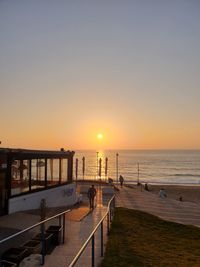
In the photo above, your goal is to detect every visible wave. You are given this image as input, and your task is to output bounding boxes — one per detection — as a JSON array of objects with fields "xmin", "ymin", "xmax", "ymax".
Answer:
[{"xmin": 173, "ymin": 174, "xmax": 200, "ymax": 177}]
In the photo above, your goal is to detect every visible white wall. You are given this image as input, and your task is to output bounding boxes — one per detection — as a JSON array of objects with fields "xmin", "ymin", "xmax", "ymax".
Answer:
[{"xmin": 9, "ymin": 183, "xmax": 77, "ymax": 214}]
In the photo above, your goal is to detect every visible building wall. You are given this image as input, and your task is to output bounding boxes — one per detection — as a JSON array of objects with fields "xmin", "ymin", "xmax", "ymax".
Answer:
[{"xmin": 8, "ymin": 183, "xmax": 77, "ymax": 214}]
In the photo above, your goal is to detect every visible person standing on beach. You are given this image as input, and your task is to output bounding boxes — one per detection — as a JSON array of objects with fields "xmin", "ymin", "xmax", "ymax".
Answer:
[
  {"xmin": 144, "ymin": 183, "xmax": 149, "ymax": 191},
  {"xmin": 87, "ymin": 185, "xmax": 97, "ymax": 209},
  {"xmin": 159, "ymin": 188, "xmax": 167, "ymax": 199}
]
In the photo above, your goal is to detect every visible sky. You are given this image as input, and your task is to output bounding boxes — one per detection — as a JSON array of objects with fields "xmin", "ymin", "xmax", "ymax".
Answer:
[{"xmin": 0, "ymin": 0, "xmax": 200, "ymax": 150}]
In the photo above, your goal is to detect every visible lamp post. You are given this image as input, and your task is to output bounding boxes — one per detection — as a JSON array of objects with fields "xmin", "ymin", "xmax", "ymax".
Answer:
[
  {"xmin": 75, "ymin": 158, "xmax": 78, "ymax": 181},
  {"xmin": 99, "ymin": 158, "xmax": 102, "ymax": 180},
  {"xmin": 137, "ymin": 162, "xmax": 140, "ymax": 185},
  {"xmin": 105, "ymin": 157, "xmax": 108, "ymax": 181},
  {"xmin": 96, "ymin": 151, "xmax": 99, "ymax": 179},
  {"xmin": 82, "ymin": 157, "xmax": 85, "ymax": 180},
  {"xmin": 116, "ymin": 153, "xmax": 119, "ymax": 186}
]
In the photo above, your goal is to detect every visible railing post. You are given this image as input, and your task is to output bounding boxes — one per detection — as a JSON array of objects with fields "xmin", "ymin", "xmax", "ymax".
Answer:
[
  {"xmin": 107, "ymin": 213, "xmax": 110, "ymax": 234},
  {"xmin": 92, "ymin": 234, "xmax": 95, "ymax": 267},
  {"xmin": 62, "ymin": 213, "xmax": 65, "ymax": 244},
  {"xmin": 110, "ymin": 197, "xmax": 115, "ymax": 222},
  {"xmin": 113, "ymin": 196, "xmax": 115, "ymax": 210},
  {"xmin": 41, "ymin": 222, "xmax": 45, "ymax": 265},
  {"xmin": 0, "ymin": 209, "xmax": 70, "ymax": 267},
  {"xmin": 59, "ymin": 214, "xmax": 62, "ymax": 226},
  {"xmin": 101, "ymin": 221, "xmax": 104, "ymax": 257}
]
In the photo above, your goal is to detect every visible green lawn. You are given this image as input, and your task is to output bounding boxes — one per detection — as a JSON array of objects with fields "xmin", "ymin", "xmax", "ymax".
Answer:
[{"xmin": 101, "ymin": 208, "xmax": 200, "ymax": 267}]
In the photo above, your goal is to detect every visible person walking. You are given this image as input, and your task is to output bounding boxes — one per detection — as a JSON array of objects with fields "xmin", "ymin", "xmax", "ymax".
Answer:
[
  {"xmin": 119, "ymin": 175, "xmax": 124, "ymax": 188},
  {"xmin": 87, "ymin": 184, "xmax": 97, "ymax": 209}
]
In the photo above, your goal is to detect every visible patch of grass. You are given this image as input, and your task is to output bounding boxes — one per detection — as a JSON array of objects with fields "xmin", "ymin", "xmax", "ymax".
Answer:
[{"xmin": 101, "ymin": 208, "xmax": 200, "ymax": 267}]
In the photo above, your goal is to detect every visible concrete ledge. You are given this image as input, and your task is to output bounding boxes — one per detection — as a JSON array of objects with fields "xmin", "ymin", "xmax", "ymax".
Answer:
[
  {"xmin": 9, "ymin": 183, "xmax": 77, "ymax": 214},
  {"xmin": 102, "ymin": 187, "xmax": 114, "ymax": 195}
]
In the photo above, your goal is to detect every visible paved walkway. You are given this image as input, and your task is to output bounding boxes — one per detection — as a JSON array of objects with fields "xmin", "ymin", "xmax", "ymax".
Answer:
[
  {"xmin": 44, "ymin": 185, "xmax": 111, "ymax": 267},
  {"xmin": 116, "ymin": 185, "xmax": 200, "ymax": 227}
]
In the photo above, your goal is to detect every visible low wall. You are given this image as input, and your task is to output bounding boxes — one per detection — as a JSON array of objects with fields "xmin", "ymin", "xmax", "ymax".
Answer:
[
  {"xmin": 9, "ymin": 183, "xmax": 77, "ymax": 214},
  {"xmin": 102, "ymin": 186, "xmax": 114, "ymax": 195}
]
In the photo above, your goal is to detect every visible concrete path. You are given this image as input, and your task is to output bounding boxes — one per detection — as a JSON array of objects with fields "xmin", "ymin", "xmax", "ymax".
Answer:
[
  {"xmin": 44, "ymin": 186, "xmax": 111, "ymax": 267},
  {"xmin": 116, "ymin": 186, "xmax": 200, "ymax": 227}
]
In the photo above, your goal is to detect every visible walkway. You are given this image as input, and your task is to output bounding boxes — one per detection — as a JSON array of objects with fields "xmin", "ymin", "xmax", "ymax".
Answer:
[
  {"xmin": 116, "ymin": 185, "xmax": 200, "ymax": 227},
  {"xmin": 44, "ymin": 185, "xmax": 111, "ymax": 267}
]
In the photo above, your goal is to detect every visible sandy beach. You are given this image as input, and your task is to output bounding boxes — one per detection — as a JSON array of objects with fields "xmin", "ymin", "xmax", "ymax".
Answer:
[{"xmin": 147, "ymin": 184, "xmax": 200, "ymax": 204}]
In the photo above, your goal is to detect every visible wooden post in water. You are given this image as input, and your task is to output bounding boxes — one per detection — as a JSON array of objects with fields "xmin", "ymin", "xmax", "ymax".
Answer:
[
  {"xmin": 137, "ymin": 162, "xmax": 140, "ymax": 185},
  {"xmin": 99, "ymin": 158, "xmax": 102, "ymax": 180},
  {"xmin": 82, "ymin": 157, "xmax": 85, "ymax": 180},
  {"xmin": 75, "ymin": 158, "xmax": 78, "ymax": 181},
  {"xmin": 105, "ymin": 157, "xmax": 108, "ymax": 181},
  {"xmin": 96, "ymin": 151, "xmax": 99, "ymax": 179},
  {"xmin": 116, "ymin": 153, "xmax": 119, "ymax": 186}
]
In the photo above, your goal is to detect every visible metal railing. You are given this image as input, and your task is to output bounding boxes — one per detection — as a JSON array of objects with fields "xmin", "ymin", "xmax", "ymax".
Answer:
[
  {"xmin": 0, "ymin": 209, "xmax": 70, "ymax": 265},
  {"xmin": 69, "ymin": 195, "xmax": 115, "ymax": 267}
]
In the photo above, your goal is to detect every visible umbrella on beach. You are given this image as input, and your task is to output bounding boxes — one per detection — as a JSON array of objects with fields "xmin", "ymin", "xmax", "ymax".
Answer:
[
  {"xmin": 105, "ymin": 157, "xmax": 108, "ymax": 178},
  {"xmin": 75, "ymin": 158, "xmax": 78, "ymax": 180},
  {"xmin": 82, "ymin": 157, "xmax": 85, "ymax": 180},
  {"xmin": 99, "ymin": 158, "xmax": 102, "ymax": 179}
]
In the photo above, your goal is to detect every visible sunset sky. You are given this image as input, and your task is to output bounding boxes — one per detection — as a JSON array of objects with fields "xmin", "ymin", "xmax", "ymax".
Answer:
[{"xmin": 1, "ymin": 1, "xmax": 200, "ymax": 150}]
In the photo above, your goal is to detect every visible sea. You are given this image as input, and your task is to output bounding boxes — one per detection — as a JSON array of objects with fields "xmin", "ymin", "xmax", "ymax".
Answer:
[{"xmin": 73, "ymin": 150, "xmax": 200, "ymax": 185}]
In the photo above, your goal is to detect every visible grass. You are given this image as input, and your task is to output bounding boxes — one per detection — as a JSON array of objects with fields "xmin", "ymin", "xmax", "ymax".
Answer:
[{"xmin": 101, "ymin": 208, "xmax": 200, "ymax": 267}]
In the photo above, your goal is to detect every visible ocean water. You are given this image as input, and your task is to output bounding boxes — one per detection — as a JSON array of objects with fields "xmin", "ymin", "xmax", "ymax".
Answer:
[{"xmin": 74, "ymin": 150, "xmax": 200, "ymax": 185}]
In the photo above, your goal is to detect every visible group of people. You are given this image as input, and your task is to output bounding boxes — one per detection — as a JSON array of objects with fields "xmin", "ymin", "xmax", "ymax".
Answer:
[
  {"xmin": 159, "ymin": 188, "xmax": 183, "ymax": 201},
  {"xmin": 87, "ymin": 180, "xmax": 185, "ymax": 212}
]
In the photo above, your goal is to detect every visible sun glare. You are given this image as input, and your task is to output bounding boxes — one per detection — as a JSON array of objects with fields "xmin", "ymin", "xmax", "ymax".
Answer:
[{"xmin": 97, "ymin": 133, "xmax": 103, "ymax": 140}]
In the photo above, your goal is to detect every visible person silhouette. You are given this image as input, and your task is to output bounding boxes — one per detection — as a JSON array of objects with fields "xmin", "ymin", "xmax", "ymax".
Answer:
[
  {"xmin": 87, "ymin": 185, "xmax": 97, "ymax": 209},
  {"xmin": 159, "ymin": 188, "xmax": 167, "ymax": 199},
  {"xmin": 119, "ymin": 175, "xmax": 124, "ymax": 187}
]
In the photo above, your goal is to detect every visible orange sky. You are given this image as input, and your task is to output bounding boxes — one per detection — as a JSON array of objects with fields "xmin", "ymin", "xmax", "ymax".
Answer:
[{"xmin": 1, "ymin": 1, "xmax": 200, "ymax": 150}]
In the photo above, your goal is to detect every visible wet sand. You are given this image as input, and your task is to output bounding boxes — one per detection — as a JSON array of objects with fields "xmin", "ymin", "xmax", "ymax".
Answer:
[{"xmin": 147, "ymin": 184, "xmax": 200, "ymax": 204}]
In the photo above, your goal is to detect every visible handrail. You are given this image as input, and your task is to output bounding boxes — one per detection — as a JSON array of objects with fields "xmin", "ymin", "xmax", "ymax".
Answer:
[
  {"xmin": 0, "ymin": 208, "xmax": 70, "ymax": 265},
  {"xmin": 0, "ymin": 209, "xmax": 70, "ymax": 244},
  {"xmin": 68, "ymin": 195, "xmax": 115, "ymax": 267}
]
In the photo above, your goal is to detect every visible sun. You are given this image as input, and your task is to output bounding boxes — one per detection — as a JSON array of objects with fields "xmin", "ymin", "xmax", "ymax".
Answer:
[{"xmin": 97, "ymin": 133, "xmax": 103, "ymax": 140}]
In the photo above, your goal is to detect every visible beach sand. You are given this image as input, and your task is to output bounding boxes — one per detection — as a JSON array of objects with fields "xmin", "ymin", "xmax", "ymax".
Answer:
[{"xmin": 147, "ymin": 184, "xmax": 200, "ymax": 204}]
